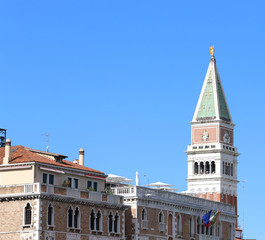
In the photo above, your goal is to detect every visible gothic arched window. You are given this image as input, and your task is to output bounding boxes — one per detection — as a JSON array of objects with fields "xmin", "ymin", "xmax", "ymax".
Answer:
[
  {"xmin": 90, "ymin": 209, "xmax": 95, "ymax": 230},
  {"xmin": 47, "ymin": 204, "xmax": 54, "ymax": 226},
  {"xmin": 196, "ymin": 217, "xmax": 200, "ymax": 234},
  {"xmin": 177, "ymin": 214, "xmax": 182, "ymax": 235},
  {"xmin": 68, "ymin": 207, "xmax": 73, "ymax": 228},
  {"xmin": 114, "ymin": 212, "xmax": 119, "ymax": 233},
  {"xmin": 24, "ymin": 203, "xmax": 32, "ymax": 225},
  {"xmin": 74, "ymin": 207, "xmax": 80, "ymax": 229},
  {"xmin": 109, "ymin": 212, "xmax": 113, "ymax": 232},
  {"xmin": 96, "ymin": 210, "xmax": 102, "ymax": 231}
]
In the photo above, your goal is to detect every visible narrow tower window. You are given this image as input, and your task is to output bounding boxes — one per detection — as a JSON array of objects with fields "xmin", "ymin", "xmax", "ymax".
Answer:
[
  {"xmin": 194, "ymin": 162, "xmax": 198, "ymax": 174},
  {"xmin": 205, "ymin": 161, "xmax": 210, "ymax": 174},
  {"xmin": 211, "ymin": 161, "xmax": 215, "ymax": 173}
]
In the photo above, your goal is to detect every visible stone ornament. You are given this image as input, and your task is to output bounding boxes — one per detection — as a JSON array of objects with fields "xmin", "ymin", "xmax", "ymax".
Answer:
[
  {"xmin": 201, "ymin": 130, "xmax": 209, "ymax": 142},
  {"xmin": 223, "ymin": 130, "xmax": 231, "ymax": 143}
]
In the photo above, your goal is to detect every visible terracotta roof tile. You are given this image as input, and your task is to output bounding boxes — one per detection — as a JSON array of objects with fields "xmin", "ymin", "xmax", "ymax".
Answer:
[{"xmin": 0, "ymin": 145, "xmax": 104, "ymax": 175}]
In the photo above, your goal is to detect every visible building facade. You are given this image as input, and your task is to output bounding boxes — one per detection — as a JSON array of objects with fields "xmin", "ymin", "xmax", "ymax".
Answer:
[{"xmin": 0, "ymin": 141, "xmax": 127, "ymax": 240}]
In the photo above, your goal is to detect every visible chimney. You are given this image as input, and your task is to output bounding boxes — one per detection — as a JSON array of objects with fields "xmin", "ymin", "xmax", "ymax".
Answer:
[
  {"xmin": 79, "ymin": 148, "xmax": 84, "ymax": 166},
  {"xmin": 3, "ymin": 139, "xmax": 11, "ymax": 165},
  {"xmin": 136, "ymin": 171, "xmax": 139, "ymax": 186}
]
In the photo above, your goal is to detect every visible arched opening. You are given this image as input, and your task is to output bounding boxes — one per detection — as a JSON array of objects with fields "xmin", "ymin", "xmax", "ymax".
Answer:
[
  {"xmin": 96, "ymin": 210, "xmax": 101, "ymax": 231},
  {"xmin": 90, "ymin": 209, "xmax": 95, "ymax": 230},
  {"xmin": 211, "ymin": 161, "xmax": 215, "ymax": 173},
  {"xmin": 201, "ymin": 219, "xmax": 204, "ymax": 234},
  {"xmin": 168, "ymin": 214, "xmax": 173, "ymax": 235},
  {"xmin": 114, "ymin": 212, "xmax": 119, "ymax": 233},
  {"xmin": 24, "ymin": 203, "xmax": 32, "ymax": 225},
  {"xmin": 68, "ymin": 207, "xmax": 73, "ymax": 228},
  {"xmin": 200, "ymin": 162, "xmax": 204, "ymax": 174},
  {"xmin": 74, "ymin": 207, "xmax": 80, "ymax": 229},
  {"xmin": 177, "ymin": 214, "xmax": 182, "ymax": 235},
  {"xmin": 108, "ymin": 212, "xmax": 113, "ymax": 232},
  {"xmin": 197, "ymin": 217, "xmax": 200, "ymax": 234},
  {"xmin": 47, "ymin": 204, "xmax": 54, "ymax": 226},
  {"xmin": 205, "ymin": 162, "xmax": 210, "ymax": 174},
  {"xmin": 231, "ymin": 164, "xmax": 234, "ymax": 176},
  {"xmin": 217, "ymin": 222, "xmax": 222, "ymax": 237},
  {"xmin": 189, "ymin": 217, "xmax": 194, "ymax": 237},
  {"xmin": 194, "ymin": 162, "xmax": 198, "ymax": 174},
  {"xmin": 142, "ymin": 209, "xmax": 147, "ymax": 220}
]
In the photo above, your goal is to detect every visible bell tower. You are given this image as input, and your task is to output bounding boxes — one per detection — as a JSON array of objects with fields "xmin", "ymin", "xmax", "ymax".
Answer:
[{"xmin": 186, "ymin": 47, "xmax": 239, "ymax": 213}]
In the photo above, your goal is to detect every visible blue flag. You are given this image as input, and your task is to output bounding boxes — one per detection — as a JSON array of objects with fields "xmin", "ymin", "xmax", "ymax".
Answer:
[{"xmin": 202, "ymin": 210, "xmax": 212, "ymax": 227}]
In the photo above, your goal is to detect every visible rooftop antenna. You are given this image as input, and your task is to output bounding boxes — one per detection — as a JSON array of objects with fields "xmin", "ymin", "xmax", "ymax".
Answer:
[{"xmin": 42, "ymin": 133, "xmax": 50, "ymax": 152}]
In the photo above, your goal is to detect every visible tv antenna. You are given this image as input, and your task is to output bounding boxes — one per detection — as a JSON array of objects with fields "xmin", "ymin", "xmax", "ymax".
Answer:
[{"xmin": 42, "ymin": 133, "xmax": 50, "ymax": 152}]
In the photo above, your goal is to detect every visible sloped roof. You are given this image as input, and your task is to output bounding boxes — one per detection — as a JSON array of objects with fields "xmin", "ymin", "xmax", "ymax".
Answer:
[
  {"xmin": 192, "ymin": 55, "xmax": 232, "ymax": 123},
  {"xmin": 0, "ymin": 145, "xmax": 104, "ymax": 174}
]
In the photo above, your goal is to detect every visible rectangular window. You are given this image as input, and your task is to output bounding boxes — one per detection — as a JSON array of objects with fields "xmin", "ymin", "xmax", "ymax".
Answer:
[
  {"xmin": 43, "ymin": 173, "xmax": 47, "ymax": 184},
  {"xmin": 87, "ymin": 181, "xmax": 92, "ymax": 189},
  {"xmin": 74, "ymin": 178, "xmax": 79, "ymax": 189},
  {"xmin": 67, "ymin": 177, "xmax": 72, "ymax": 187},
  {"xmin": 93, "ymin": 182, "xmax": 98, "ymax": 192},
  {"xmin": 49, "ymin": 174, "xmax": 54, "ymax": 185}
]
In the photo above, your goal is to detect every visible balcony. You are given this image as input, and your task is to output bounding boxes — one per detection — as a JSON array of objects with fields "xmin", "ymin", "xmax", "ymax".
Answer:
[
  {"xmin": 0, "ymin": 183, "xmax": 123, "ymax": 205},
  {"xmin": 141, "ymin": 220, "xmax": 148, "ymax": 229},
  {"xmin": 158, "ymin": 223, "xmax": 165, "ymax": 232}
]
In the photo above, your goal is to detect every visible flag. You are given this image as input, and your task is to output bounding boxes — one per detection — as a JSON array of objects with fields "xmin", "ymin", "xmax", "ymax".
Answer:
[
  {"xmin": 202, "ymin": 210, "xmax": 212, "ymax": 227},
  {"xmin": 209, "ymin": 211, "xmax": 221, "ymax": 226}
]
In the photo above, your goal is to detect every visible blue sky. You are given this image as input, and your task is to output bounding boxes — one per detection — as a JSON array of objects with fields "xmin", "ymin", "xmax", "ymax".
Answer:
[{"xmin": 0, "ymin": 1, "xmax": 264, "ymax": 238}]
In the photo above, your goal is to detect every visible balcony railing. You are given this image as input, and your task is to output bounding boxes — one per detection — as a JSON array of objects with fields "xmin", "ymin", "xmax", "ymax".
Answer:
[
  {"xmin": 158, "ymin": 223, "xmax": 165, "ymax": 232},
  {"xmin": 141, "ymin": 220, "xmax": 148, "ymax": 229},
  {"xmin": 0, "ymin": 183, "xmax": 122, "ymax": 205}
]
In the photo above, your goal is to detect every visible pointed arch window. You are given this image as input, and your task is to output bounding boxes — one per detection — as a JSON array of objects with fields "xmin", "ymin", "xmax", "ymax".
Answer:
[
  {"xmin": 168, "ymin": 214, "xmax": 173, "ymax": 236},
  {"xmin": 141, "ymin": 209, "xmax": 148, "ymax": 229},
  {"xmin": 90, "ymin": 209, "xmax": 95, "ymax": 230},
  {"xmin": 47, "ymin": 204, "xmax": 54, "ymax": 226},
  {"xmin": 197, "ymin": 217, "xmax": 200, "ymax": 234},
  {"xmin": 108, "ymin": 212, "xmax": 113, "ymax": 232},
  {"xmin": 24, "ymin": 203, "xmax": 32, "ymax": 225},
  {"xmin": 96, "ymin": 210, "xmax": 102, "ymax": 231},
  {"xmin": 189, "ymin": 217, "xmax": 194, "ymax": 237},
  {"xmin": 114, "ymin": 212, "xmax": 119, "ymax": 233},
  {"xmin": 229, "ymin": 224, "xmax": 233, "ymax": 240},
  {"xmin": 217, "ymin": 222, "xmax": 222, "ymax": 237},
  {"xmin": 201, "ymin": 218, "xmax": 204, "ymax": 234},
  {"xmin": 74, "ymin": 207, "xmax": 80, "ymax": 229},
  {"xmin": 68, "ymin": 207, "xmax": 73, "ymax": 228},
  {"xmin": 177, "ymin": 214, "xmax": 182, "ymax": 235}
]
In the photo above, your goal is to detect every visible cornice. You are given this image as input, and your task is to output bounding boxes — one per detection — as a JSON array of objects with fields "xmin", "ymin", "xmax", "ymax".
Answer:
[{"xmin": 0, "ymin": 193, "xmax": 128, "ymax": 210}]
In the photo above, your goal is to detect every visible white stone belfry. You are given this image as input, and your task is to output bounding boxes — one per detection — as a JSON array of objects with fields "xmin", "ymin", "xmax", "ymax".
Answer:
[{"xmin": 186, "ymin": 48, "xmax": 239, "ymax": 213}]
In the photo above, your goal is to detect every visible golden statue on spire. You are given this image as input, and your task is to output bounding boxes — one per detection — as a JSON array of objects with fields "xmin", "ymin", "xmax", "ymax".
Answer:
[{"xmin": 210, "ymin": 46, "xmax": 215, "ymax": 56}]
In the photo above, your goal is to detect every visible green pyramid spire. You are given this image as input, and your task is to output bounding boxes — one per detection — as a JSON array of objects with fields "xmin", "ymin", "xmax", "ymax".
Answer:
[{"xmin": 193, "ymin": 54, "xmax": 232, "ymax": 123}]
